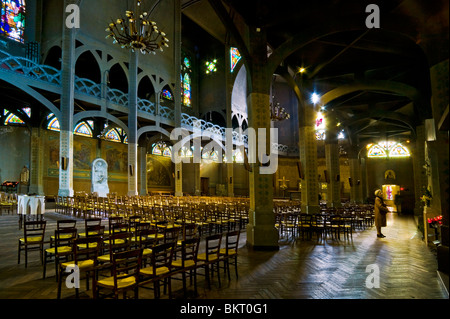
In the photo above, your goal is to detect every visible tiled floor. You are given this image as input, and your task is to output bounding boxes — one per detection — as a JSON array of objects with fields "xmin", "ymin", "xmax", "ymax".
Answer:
[{"xmin": 0, "ymin": 210, "xmax": 447, "ymax": 300}]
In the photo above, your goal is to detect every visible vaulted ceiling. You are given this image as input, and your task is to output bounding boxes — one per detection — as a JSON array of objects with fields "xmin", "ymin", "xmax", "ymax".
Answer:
[{"xmin": 182, "ymin": 0, "xmax": 449, "ymax": 147}]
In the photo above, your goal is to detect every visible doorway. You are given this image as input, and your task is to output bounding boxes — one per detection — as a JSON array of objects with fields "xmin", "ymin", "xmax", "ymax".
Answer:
[{"xmin": 201, "ymin": 177, "xmax": 209, "ymax": 196}]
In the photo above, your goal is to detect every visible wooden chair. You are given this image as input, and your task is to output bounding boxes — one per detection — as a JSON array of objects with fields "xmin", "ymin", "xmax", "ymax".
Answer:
[
  {"xmin": 43, "ymin": 228, "xmax": 77, "ymax": 280},
  {"xmin": 170, "ymin": 237, "xmax": 201, "ymax": 297},
  {"xmin": 298, "ymin": 213, "xmax": 312, "ymax": 240},
  {"xmin": 98, "ymin": 232, "xmax": 131, "ymax": 266},
  {"xmin": 219, "ymin": 230, "xmax": 240, "ymax": 280},
  {"xmin": 197, "ymin": 233, "xmax": 222, "ymax": 289},
  {"xmin": 94, "ymin": 248, "xmax": 143, "ymax": 299},
  {"xmin": 57, "ymin": 236, "xmax": 102, "ymax": 299},
  {"xmin": 78, "ymin": 218, "xmax": 102, "ymax": 237},
  {"xmin": 139, "ymin": 242, "xmax": 175, "ymax": 299},
  {"xmin": 18, "ymin": 220, "xmax": 46, "ymax": 268}
]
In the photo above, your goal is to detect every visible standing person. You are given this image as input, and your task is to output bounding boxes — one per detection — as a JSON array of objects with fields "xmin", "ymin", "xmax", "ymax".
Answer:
[{"xmin": 374, "ymin": 189, "xmax": 389, "ymax": 238}]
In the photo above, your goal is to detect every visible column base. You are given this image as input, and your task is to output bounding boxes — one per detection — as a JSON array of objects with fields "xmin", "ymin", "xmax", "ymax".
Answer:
[
  {"xmin": 175, "ymin": 191, "xmax": 183, "ymax": 197},
  {"xmin": 246, "ymin": 223, "xmax": 279, "ymax": 251}
]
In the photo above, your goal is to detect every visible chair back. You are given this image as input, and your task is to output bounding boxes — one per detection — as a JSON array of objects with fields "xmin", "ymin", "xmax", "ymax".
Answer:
[
  {"xmin": 53, "ymin": 227, "xmax": 77, "ymax": 254},
  {"xmin": 150, "ymin": 242, "xmax": 175, "ymax": 271},
  {"xmin": 57, "ymin": 219, "xmax": 77, "ymax": 230},
  {"xmin": 23, "ymin": 220, "xmax": 46, "ymax": 243},
  {"xmin": 179, "ymin": 237, "xmax": 200, "ymax": 267},
  {"xmin": 137, "ymin": 228, "xmax": 159, "ymax": 248},
  {"xmin": 72, "ymin": 236, "xmax": 102, "ymax": 263},
  {"xmin": 204, "ymin": 234, "xmax": 222, "ymax": 262},
  {"xmin": 111, "ymin": 248, "xmax": 142, "ymax": 289},
  {"xmin": 163, "ymin": 227, "xmax": 180, "ymax": 244},
  {"xmin": 224, "ymin": 230, "xmax": 240, "ymax": 255}
]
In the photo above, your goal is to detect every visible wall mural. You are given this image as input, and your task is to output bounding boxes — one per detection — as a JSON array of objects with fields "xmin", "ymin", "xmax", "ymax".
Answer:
[
  {"xmin": 103, "ymin": 143, "xmax": 128, "ymax": 174},
  {"xmin": 147, "ymin": 155, "xmax": 173, "ymax": 188}
]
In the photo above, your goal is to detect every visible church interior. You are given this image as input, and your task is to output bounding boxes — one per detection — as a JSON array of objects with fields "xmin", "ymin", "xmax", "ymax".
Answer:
[{"xmin": 0, "ymin": 0, "xmax": 448, "ymax": 302}]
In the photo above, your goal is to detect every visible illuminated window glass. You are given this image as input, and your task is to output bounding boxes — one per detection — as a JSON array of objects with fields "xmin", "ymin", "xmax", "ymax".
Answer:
[
  {"xmin": 22, "ymin": 107, "xmax": 31, "ymax": 118},
  {"xmin": 234, "ymin": 149, "xmax": 244, "ymax": 163},
  {"xmin": 210, "ymin": 150, "xmax": 219, "ymax": 162},
  {"xmin": 202, "ymin": 150, "xmax": 210, "ymax": 159},
  {"xmin": 152, "ymin": 142, "xmax": 164, "ymax": 156},
  {"xmin": 386, "ymin": 185, "xmax": 393, "ymax": 200},
  {"xmin": 315, "ymin": 130, "xmax": 326, "ymax": 141},
  {"xmin": 337, "ymin": 130, "xmax": 345, "ymax": 139},
  {"xmin": 389, "ymin": 143, "xmax": 410, "ymax": 157},
  {"xmin": 123, "ymin": 135, "xmax": 128, "ymax": 144},
  {"xmin": 4, "ymin": 110, "xmax": 24, "ymax": 125},
  {"xmin": 1, "ymin": 0, "xmax": 26, "ymax": 43},
  {"xmin": 74, "ymin": 122, "xmax": 93, "ymax": 137},
  {"xmin": 105, "ymin": 128, "xmax": 121, "ymax": 143},
  {"xmin": 183, "ymin": 57, "xmax": 190, "ymax": 69},
  {"xmin": 315, "ymin": 112, "xmax": 325, "ymax": 130},
  {"xmin": 161, "ymin": 89, "xmax": 173, "ymax": 100},
  {"xmin": 182, "ymin": 73, "xmax": 191, "ymax": 106},
  {"xmin": 205, "ymin": 59, "xmax": 217, "ymax": 74},
  {"xmin": 368, "ymin": 144, "xmax": 387, "ymax": 158},
  {"xmin": 163, "ymin": 146, "xmax": 172, "ymax": 158},
  {"xmin": 48, "ymin": 117, "xmax": 60, "ymax": 131},
  {"xmin": 230, "ymin": 47, "xmax": 241, "ymax": 73}
]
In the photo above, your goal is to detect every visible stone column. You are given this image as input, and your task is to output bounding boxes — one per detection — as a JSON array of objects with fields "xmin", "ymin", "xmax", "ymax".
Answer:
[
  {"xmin": 194, "ymin": 162, "xmax": 201, "ymax": 196},
  {"xmin": 225, "ymin": 45, "xmax": 234, "ymax": 197},
  {"xmin": 246, "ymin": 28, "xmax": 278, "ymax": 250},
  {"xmin": 127, "ymin": 51, "xmax": 138, "ymax": 196},
  {"xmin": 299, "ymin": 105, "xmax": 320, "ymax": 214},
  {"xmin": 325, "ymin": 120, "xmax": 341, "ymax": 207},
  {"xmin": 412, "ymin": 124, "xmax": 427, "ymax": 216},
  {"xmin": 58, "ymin": 0, "xmax": 78, "ymax": 197},
  {"xmin": 173, "ymin": 0, "xmax": 183, "ymax": 197},
  {"xmin": 29, "ymin": 127, "xmax": 44, "ymax": 195}
]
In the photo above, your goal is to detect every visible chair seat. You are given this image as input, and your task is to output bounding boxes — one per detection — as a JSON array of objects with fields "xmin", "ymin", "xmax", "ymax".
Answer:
[
  {"xmin": 104, "ymin": 239, "xmax": 126, "ymax": 245},
  {"xmin": 197, "ymin": 253, "xmax": 219, "ymax": 262},
  {"xmin": 147, "ymin": 234, "xmax": 164, "ymax": 239},
  {"xmin": 171, "ymin": 260, "xmax": 195, "ymax": 268},
  {"xmin": 219, "ymin": 248, "xmax": 236, "ymax": 256},
  {"xmin": 97, "ymin": 254, "xmax": 111, "ymax": 262},
  {"xmin": 78, "ymin": 231, "xmax": 100, "ymax": 237},
  {"xmin": 97, "ymin": 274, "xmax": 136, "ymax": 289},
  {"xmin": 143, "ymin": 248, "xmax": 152, "ymax": 256},
  {"xmin": 61, "ymin": 259, "xmax": 94, "ymax": 270},
  {"xmin": 19, "ymin": 236, "xmax": 43, "ymax": 243},
  {"xmin": 140, "ymin": 266, "xmax": 170, "ymax": 276},
  {"xmin": 51, "ymin": 234, "xmax": 74, "ymax": 240},
  {"xmin": 77, "ymin": 242, "xmax": 98, "ymax": 249},
  {"xmin": 45, "ymin": 246, "xmax": 72, "ymax": 254}
]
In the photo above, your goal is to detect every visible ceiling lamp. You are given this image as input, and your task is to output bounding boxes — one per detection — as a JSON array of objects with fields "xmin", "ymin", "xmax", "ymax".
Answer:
[
  {"xmin": 270, "ymin": 96, "xmax": 290, "ymax": 122},
  {"xmin": 105, "ymin": 0, "xmax": 169, "ymax": 55}
]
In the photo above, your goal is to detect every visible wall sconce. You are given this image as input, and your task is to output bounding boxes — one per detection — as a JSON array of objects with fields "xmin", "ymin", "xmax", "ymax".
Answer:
[{"xmin": 61, "ymin": 157, "xmax": 69, "ymax": 171}]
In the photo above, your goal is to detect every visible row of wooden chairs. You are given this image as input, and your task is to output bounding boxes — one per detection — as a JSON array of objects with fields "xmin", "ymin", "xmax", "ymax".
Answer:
[{"xmin": 0, "ymin": 192, "xmax": 17, "ymax": 215}]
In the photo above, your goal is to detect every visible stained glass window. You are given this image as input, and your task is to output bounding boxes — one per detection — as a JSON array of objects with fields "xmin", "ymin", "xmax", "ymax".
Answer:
[
  {"xmin": 234, "ymin": 149, "xmax": 244, "ymax": 163},
  {"xmin": 182, "ymin": 73, "xmax": 191, "ymax": 106},
  {"xmin": 48, "ymin": 117, "xmax": 60, "ymax": 131},
  {"xmin": 1, "ymin": 0, "xmax": 26, "ymax": 43},
  {"xmin": 205, "ymin": 59, "xmax": 217, "ymax": 74},
  {"xmin": 230, "ymin": 47, "xmax": 241, "ymax": 73},
  {"xmin": 367, "ymin": 144, "xmax": 387, "ymax": 158},
  {"xmin": 210, "ymin": 150, "xmax": 219, "ymax": 162},
  {"xmin": 105, "ymin": 128, "xmax": 121, "ymax": 143},
  {"xmin": 315, "ymin": 130, "xmax": 326, "ymax": 141},
  {"xmin": 389, "ymin": 143, "xmax": 410, "ymax": 157},
  {"xmin": 22, "ymin": 107, "xmax": 31, "ymax": 117},
  {"xmin": 161, "ymin": 89, "xmax": 173, "ymax": 100},
  {"xmin": 386, "ymin": 185, "xmax": 393, "ymax": 200},
  {"xmin": 152, "ymin": 143, "xmax": 163, "ymax": 155},
  {"xmin": 163, "ymin": 146, "xmax": 172, "ymax": 158},
  {"xmin": 4, "ymin": 111, "xmax": 24, "ymax": 124},
  {"xmin": 74, "ymin": 122, "xmax": 93, "ymax": 137}
]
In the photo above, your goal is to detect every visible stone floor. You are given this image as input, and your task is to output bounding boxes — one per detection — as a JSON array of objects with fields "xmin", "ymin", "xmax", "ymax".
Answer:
[{"xmin": 0, "ymin": 210, "xmax": 447, "ymax": 303}]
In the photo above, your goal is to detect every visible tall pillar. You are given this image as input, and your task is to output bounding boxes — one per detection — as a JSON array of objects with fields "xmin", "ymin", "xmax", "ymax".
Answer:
[
  {"xmin": 194, "ymin": 162, "xmax": 201, "ymax": 196},
  {"xmin": 246, "ymin": 27, "xmax": 278, "ymax": 250},
  {"xmin": 412, "ymin": 124, "xmax": 427, "ymax": 216},
  {"xmin": 127, "ymin": 51, "xmax": 139, "ymax": 196},
  {"xmin": 325, "ymin": 120, "xmax": 341, "ymax": 207},
  {"xmin": 173, "ymin": 0, "xmax": 183, "ymax": 197},
  {"xmin": 299, "ymin": 105, "xmax": 320, "ymax": 214},
  {"xmin": 138, "ymin": 146, "xmax": 147, "ymax": 195},
  {"xmin": 29, "ymin": 127, "xmax": 44, "ymax": 195},
  {"xmin": 225, "ymin": 45, "xmax": 234, "ymax": 197},
  {"xmin": 58, "ymin": 0, "xmax": 78, "ymax": 197},
  {"xmin": 348, "ymin": 145, "xmax": 363, "ymax": 203}
]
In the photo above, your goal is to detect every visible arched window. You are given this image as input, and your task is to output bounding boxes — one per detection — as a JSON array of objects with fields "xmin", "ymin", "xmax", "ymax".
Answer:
[
  {"xmin": 104, "ymin": 128, "xmax": 121, "ymax": 143},
  {"xmin": 47, "ymin": 116, "xmax": 60, "ymax": 132},
  {"xmin": 1, "ymin": 0, "xmax": 26, "ymax": 43},
  {"xmin": 161, "ymin": 89, "xmax": 173, "ymax": 100},
  {"xmin": 74, "ymin": 121, "xmax": 93, "ymax": 137},
  {"xmin": 315, "ymin": 111, "xmax": 326, "ymax": 140},
  {"xmin": 367, "ymin": 142, "xmax": 410, "ymax": 158},
  {"xmin": 230, "ymin": 47, "xmax": 241, "ymax": 73},
  {"xmin": 151, "ymin": 141, "xmax": 172, "ymax": 157},
  {"xmin": 3, "ymin": 109, "xmax": 25, "ymax": 125},
  {"xmin": 181, "ymin": 54, "xmax": 192, "ymax": 107}
]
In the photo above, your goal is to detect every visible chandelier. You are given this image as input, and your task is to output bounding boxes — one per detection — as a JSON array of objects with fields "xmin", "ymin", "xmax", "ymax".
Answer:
[
  {"xmin": 270, "ymin": 96, "xmax": 290, "ymax": 121},
  {"xmin": 105, "ymin": 0, "xmax": 169, "ymax": 55}
]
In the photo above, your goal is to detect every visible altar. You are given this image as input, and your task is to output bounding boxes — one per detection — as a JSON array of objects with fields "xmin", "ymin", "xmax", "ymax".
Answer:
[{"xmin": 17, "ymin": 195, "xmax": 46, "ymax": 228}]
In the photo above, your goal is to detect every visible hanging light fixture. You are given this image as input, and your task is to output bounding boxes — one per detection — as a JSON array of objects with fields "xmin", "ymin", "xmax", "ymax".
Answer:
[
  {"xmin": 270, "ymin": 76, "xmax": 290, "ymax": 122},
  {"xmin": 270, "ymin": 97, "xmax": 290, "ymax": 122},
  {"xmin": 105, "ymin": 0, "xmax": 169, "ymax": 55}
]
